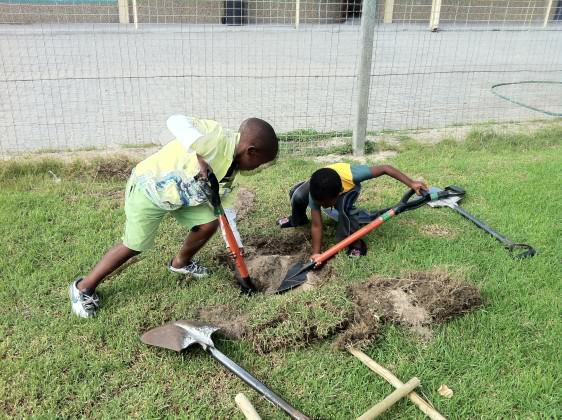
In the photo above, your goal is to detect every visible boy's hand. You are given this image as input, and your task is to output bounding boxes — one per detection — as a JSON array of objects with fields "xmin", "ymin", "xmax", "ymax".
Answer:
[
  {"xmin": 411, "ymin": 180, "xmax": 428, "ymax": 195},
  {"xmin": 311, "ymin": 253, "xmax": 323, "ymax": 268},
  {"xmin": 196, "ymin": 154, "xmax": 211, "ymax": 179},
  {"xmin": 227, "ymin": 247, "xmax": 244, "ymax": 261}
]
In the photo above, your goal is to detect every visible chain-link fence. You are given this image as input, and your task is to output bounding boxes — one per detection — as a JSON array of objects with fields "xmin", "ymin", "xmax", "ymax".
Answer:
[{"xmin": 0, "ymin": 0, "xmax": 561, "ymax": 155}]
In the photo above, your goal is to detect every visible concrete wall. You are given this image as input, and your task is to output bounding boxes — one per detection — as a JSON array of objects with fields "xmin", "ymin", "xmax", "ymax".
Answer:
[
  {"xmin": 133, "ymin": 0, "xmax": 345, "ymax": 24},
  {"xmin": 389, "ymin": 0, "xmax": 553, "ymax": 24},
  {"xmin": 0, "ymin": 0, "xmax": 555, "ymax": 25},
  {"xmin": 0, "ymin": 2, "xmax": 119, "ymax": 24}
]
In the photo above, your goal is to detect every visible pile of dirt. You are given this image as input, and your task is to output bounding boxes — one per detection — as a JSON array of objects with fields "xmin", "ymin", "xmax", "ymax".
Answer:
[
  {"xmin": 197, "ymin": 305, "xmax": 248, "ymax": 340},
  {"xmin": 197, "ymin": 269, "xmax": 484, "ymax": 353},
  {"xmin": 333, "ymin": 270, "xmax": 485, "ymax": 349},
  {"xmin": 234, "ymin": 188, "xmax": 255, "ymax": 221},
  {"xmin": 220, "ymin": 232, "xmax": 330, "ymax": 293},
  {"xmin": 247, "ymin": 286, "xmax": 353, "ymax": 354},
  {"xmin": 92, "ymin": 157, "xmax": 136, "ymax": 180}
]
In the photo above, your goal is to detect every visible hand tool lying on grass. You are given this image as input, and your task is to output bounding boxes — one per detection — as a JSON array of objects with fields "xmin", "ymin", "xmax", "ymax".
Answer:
[
  {"xmin": 426, "ymin": 186, "xmax": 536, "ymax": 259},
  {"xmin": 141, "ymin": 320, "xmax": 309, "ymax": 420},
  {"xmin": 276, "ymin": 186, "xmax": 464, "ymax": 293},
  {"xmin": 358, "ymin": 377, "xmax": 421, "ymax": 420},
  {"xmin": 198, "ymin": 172, "xmax": 257, "ymax": 293},
  {"xmin": 235, "ymin": 393, "xmax": 262, "ymax": 420},
  {"xmin": 348, "ymin": 348, "xmax": 446, "ymax": 420}
]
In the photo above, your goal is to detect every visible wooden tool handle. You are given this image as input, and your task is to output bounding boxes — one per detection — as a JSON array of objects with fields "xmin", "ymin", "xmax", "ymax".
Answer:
[
  {"xmin": 235, "ymin": 393, "xmax": 262, "ymax": 420},
  {"xmin": 357, "ymin": 377, "xmax": 420, "ymax": 420},
  {"xmin": 348, "ymin": 348, "xmax": 447, "ymax": 420}
]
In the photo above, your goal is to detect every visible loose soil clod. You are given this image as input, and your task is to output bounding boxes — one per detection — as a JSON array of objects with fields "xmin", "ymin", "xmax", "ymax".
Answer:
[
  {"xmin": 197, "ymin": 305, "xmax": 248, "ymax": 340},
  {"xmin": 220, "ymin": 233, "xmax": 322, "ymax": 293},
  {"xmin": 204, "ymin": 247, "xmax": 485, "ymax": 352},
  {"xmin": 333, "ymin": 270, "xmax": 485, "ymax": 349},
  {"xmin": 234, "ymin": 188, "xmax": 255, "ymax": 221}
]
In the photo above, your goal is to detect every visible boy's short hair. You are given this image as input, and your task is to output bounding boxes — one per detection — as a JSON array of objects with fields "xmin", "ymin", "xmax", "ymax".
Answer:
[
  {"xmin": 310, "ymin": 168, "xmax": 342, "ymax": 203},
  {"xmin": 240, "ymin": 118, "xmax": 279, "ymax": 160}
]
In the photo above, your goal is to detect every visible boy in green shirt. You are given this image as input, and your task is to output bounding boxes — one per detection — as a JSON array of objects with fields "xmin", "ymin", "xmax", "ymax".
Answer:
[{"xmin": 69, "ymin": 115, "xmax": 278, "ymax": 318}]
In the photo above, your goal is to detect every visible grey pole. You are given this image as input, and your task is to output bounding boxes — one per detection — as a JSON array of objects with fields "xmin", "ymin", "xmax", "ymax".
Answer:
[{"xmin": 352, "ymin": 0, "xmax": 378, "ymax": 156}]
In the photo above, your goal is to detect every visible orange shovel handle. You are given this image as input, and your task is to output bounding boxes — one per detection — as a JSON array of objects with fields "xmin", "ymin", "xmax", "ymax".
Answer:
[
  {"xmin": 314, "ymin": 210, "xmax": 396, "ymax": 265},
  {"xmin": 219, "ymin": 214, "xmax": 250, "ymax": 279}
]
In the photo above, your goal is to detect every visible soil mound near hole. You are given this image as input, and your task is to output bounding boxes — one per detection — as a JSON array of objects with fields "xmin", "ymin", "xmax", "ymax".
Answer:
[
  {"xmin": 222, "ymin": 232, "xmax": 319, "ymax": 292},
  {"xmin": 333, "ymin": 270, "xmax": 485, "ymax": 349},
  {"xmin": 197, "ymin": 305, "xmax": 248, "ymax": 340},
  {"xmin": 243, "ymin": 232, "xmax": 311, "ymax": 256},
  {"xmin": 93, "ymin": 157, "xmax": 135, "ymax": 180},
  {"xmin": 234, "ymin": 188, "xmax": 255, "ymax": 220},
  {"xmin": 198, "ymin": 270, "xmax": 484, "ymax": 353}
]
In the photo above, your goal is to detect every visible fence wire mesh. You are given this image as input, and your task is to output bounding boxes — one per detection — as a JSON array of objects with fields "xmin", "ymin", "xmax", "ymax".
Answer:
[{"xmin": 0, "ymin": 0, "xmax": 561, "ymax": 156}]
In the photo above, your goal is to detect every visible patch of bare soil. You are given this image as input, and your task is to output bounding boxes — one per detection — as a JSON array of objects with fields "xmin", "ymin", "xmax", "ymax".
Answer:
[
  {"xmin": 92, "ymin": 157, "xmax": 136, "ymax": 180},
  {"xmin": 333, "ymin": 270, "xmax": 484, "ymax": 349},
  {"xmin": 217, "ymin": 232, "xmax": 325, "ymax": 293},
  {"xmin": 211, "ymin": 235, "xmax": 483, "ymax": 353},
  {"xmin": 197, "ymin": 305, "xmax": 248, "ymax": 340},
  {"xmin": 234, "ymin": 188, "xmax": 255, "ymax": 220}
]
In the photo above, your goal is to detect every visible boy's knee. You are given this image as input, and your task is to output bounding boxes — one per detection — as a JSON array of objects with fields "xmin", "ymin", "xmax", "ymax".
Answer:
[{"xmin": 192, "ymin": 219, "xmax": 219, "ymax": 235}]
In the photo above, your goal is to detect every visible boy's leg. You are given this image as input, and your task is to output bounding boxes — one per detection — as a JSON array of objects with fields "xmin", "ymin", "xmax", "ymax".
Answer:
[
  {"xmin": 278, "ymin": 180, "xmax": 310, "ymax": 227},
  {"xmin": 69, "ymin": 179, "xmax": 165, "ymax": 317},
  {"xmin": 168, "ymin": 204, "xmax": 219, "ymax": 277},
  {"xmin": 171, "ymin": 219, "xmax": 220, "ymax": 268},
  {"xmin": 78, "ymin": 244, "xmax": 140, "ymax": 293},
  {"xmin": 290, "ymin": 180, "xmax": 311, "ymax": 226},
  {"xmin": 335, "ymin": 186, "xmax": 366, "ymax": 255}
]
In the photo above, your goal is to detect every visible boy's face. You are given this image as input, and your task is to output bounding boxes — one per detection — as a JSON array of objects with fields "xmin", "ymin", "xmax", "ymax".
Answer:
[{"xmin": 236, "ymin": 147, "xmax": 274, "ymax": 171}]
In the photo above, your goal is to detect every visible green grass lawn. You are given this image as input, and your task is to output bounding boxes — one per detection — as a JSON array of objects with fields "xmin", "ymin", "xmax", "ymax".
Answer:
[{"xmin": 1, "ymin": 126, "xmax": 561, "ymax": 419}]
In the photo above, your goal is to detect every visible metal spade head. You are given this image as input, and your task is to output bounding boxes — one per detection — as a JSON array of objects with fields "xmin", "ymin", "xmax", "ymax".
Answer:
[
  {"xmin": 426, "ymin": 186, "xmax": 464, "ymax": 208},
  {"xmin": 276, "ymin": 260, "xmax": 316, "ymax": 294},
  {"xmin": 141, "ymin": 320, "xmax": 220, "ymax": 352}
]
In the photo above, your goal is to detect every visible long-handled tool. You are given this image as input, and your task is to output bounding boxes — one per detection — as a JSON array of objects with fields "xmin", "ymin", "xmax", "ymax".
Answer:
[
  {"xmin": 141, "ymin": 320, "xmax": 309, "ymax": 420},
  {"xmin": 198, "ymin": 172, "xmax": 257, "ymax": 293},
  {"xmin": 349, "ymin": 348, "xmax": 446, "ymax": 420},
  {"xmin": 276, "ymin": 187, "xmax": 464, "ymax": 293},
  {"xmin": 427, "ymin": 186, "xmax": 536, "ymax": 259}
]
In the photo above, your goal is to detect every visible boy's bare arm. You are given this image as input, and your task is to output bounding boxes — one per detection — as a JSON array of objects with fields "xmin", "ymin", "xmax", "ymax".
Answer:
[
  {"xmin": 311, "ymin": 209, "xmax": 323, "ymax": 257},
  {"xmin": 370, "ymin": 165, "xmax": 428, "ymax": 194}
]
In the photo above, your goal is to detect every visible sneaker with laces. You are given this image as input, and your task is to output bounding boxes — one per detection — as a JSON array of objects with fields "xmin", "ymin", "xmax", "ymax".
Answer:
[
  {"xmin": 68, "ymin": 277, "xmax": 99, "ymax": 318},
  {"xmin": 167, "ymin": 259, "xmax": 209, "ymax": 278},
  {"xmin": 347, "ymin": 239, "xmax": 367, "ymax": 258}
]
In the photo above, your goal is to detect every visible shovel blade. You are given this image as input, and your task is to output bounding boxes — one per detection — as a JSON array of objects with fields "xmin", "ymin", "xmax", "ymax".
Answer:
[
  {"xmin": 141, "ymin": 320, "xmax": 219, "ymax": 352},
  {"xmin": 276, "ymin": 261, "xmax": 314, "ymax": 294},
  {"xmin": 426, "ymin": 186, "xmax": 463, "ymax": 208}
]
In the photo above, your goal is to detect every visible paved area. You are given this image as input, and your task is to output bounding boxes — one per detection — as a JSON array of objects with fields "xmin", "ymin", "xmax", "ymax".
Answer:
[{"xmin": 1, "ymin": 23, "xmax": 561, "ymax": 153}]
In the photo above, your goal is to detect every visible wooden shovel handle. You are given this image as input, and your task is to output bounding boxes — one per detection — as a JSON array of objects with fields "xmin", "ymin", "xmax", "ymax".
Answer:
[
  {"xmin": 349, "ymin": 348, "xmax": 447, "ymax": 420},
  {"xmin": 357, "ymin": 377, "xmax": 420, "ymax": 419},
  {"xmin": 235, "ymin": 393, "xmax": 262, "ymax": 420}
]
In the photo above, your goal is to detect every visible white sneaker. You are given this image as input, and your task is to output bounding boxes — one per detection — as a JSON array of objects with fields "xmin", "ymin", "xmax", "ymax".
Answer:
[
  {"xmin": 68, "ymin": 278, "xmax": 99, "ymax": 318},
  {"xmin": 167, "ymin": 259, "xmax": 209, "ymax": 278}
]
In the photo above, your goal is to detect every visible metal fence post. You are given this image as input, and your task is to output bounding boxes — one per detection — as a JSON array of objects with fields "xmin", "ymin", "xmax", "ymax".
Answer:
[
  {"xmin": 544, "ymin": 0, "xmax": 554, "ymax": 27},
  {"xmin": 352, "ymin": 0, "xmax": 377, "ymax": 157}
]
